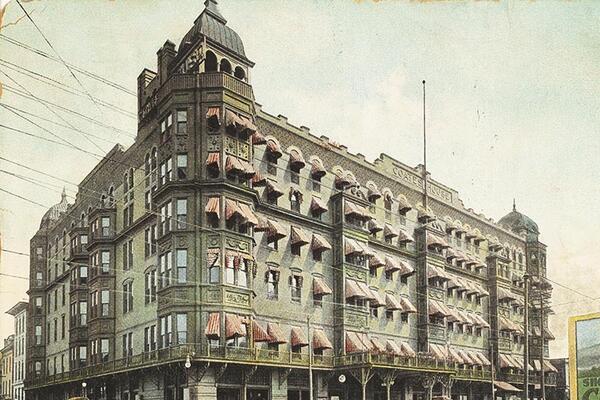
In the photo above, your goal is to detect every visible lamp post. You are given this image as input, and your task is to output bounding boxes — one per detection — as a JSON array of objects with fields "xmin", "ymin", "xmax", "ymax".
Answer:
[
  {"xmin": 307, "ymin": 315, "xmax": 313, "ymax": 400},
  {"xmin": 82, "ymin": 381, "xmax": 87, "ymax": 398},
  {"xmin": 523, "ymin": 273, "xmax": 530, "ymax": 400}
]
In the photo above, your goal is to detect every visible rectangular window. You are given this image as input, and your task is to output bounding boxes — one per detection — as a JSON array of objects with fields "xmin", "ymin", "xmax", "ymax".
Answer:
[
  {"xmin": 80, "ymin": 265, "xmax": 88, "ymax": 284},
  {"xmin": 101, "ymin": 290, "xmax": 110, "ymax": 316},
  {"xmin": 159, "ymin": 251, "xmax": 172, "ymax": 288},
  {"xmin": 79, "ymin": 346, "xmax": 87, "ymax": 367},
  {"xmin": 122, "ymin": 281, "xmax": 133, "ymax": 313},
  {"xmin": 90, "ymin": 291, "xmax": 98, "ymax": 319},
  {"xmin": 159, "ymin": 157, "xmax": 173, "ymax": 186},
  {"xmin": 79, "ymin": 301, "xmax": 87, "ymax": 326},
  {"xmin": 145, "ymin": 270, "xmax": 157, "ymax": 303},
  {"xmin": 35, "ymin": 325, "xmax": 42, "ymax": 345},
  {"xmin": 160, "ymin": 315, "xmax": 172, "ymax": 348},
  {"xmin": 177, "ymin": 313, "xmax": 188, "ymax": 344},
  {"xmin": 100, "ymin": 339, "xmax": 109, "ymax": 362},
  {"xmin": 176, "ymin": 154, "xmax": 188, "ymax": 180},
  {"xmin": 160, "ymin": 201, "xmax": 172, "ymax": 235},
  {"xmin": 101, "ymin": 217, "xmax": 111, "ymax": 237},
  {"xmin": 61, "ymin": 315, "xmax": 65, "ymax": 339},
  {"xmin": 176, "ymin": 249, "xmax": 187, "ymax": 284},
  {"xmin": 176, "ymin": 110, "xmax": 187, "ymax": 134},
  {"xmin": 101, "ymin": 250, "xmax": 110, "ymax": 274},
  {"xmin": 266, "ymin": 270, "xmax": 279, "ymax": 300},
  {"xmin": 290, "ymin": 275, "xmax": 302, "ymax": 303},
  {"xmin": 176, "ymin": 198, "xmax": 187, "ymax": 230}
]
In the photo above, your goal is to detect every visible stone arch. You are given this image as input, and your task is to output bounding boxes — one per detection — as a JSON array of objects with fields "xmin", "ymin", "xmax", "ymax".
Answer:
[
  {"xmin": 234, "ymin": 66, "xmax": 246, "ymax": 80},
  {"xmin": 205, "ymin": 50, "xmax": 218, "ymax": 72},
  {"xmin": 219, "ymin": 58, "xmax": 232, "ymax": 74}
]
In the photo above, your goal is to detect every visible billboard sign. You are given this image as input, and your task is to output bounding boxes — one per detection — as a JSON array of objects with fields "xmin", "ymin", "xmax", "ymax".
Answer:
[{"xmin": 569, "ymin": 313, "xmax": 600, "ymax": 400}]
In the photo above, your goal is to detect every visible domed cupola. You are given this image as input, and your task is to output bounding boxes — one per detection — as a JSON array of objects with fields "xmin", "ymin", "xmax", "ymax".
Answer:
[
  {"xmin": 498, "ymin": 200, "xmax": 540, "ymax": 240},
  {"xmin": 40, "ymin": 188, "xmax": 70, "ymax": 228},
  {"xmin": 172, "ymin": 0, "xmax": 254, "ymax": 77}
]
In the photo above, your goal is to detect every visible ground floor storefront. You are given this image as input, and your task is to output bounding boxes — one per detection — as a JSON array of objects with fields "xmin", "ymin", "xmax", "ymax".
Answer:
[{"xmin": 26, "ymin": 364, "xmax": 518, "ymax": 400}]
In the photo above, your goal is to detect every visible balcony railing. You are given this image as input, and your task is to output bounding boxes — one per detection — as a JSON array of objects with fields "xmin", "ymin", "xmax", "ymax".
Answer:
[{"xmin": 27, "ymin": 343, "xmax": 496, "ymax": 389}]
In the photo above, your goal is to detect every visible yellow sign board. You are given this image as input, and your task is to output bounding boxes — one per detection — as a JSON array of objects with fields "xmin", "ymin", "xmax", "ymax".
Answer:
[{"xmin": 569, "ymin": 312, "xmax": 600, "ymax": 400}]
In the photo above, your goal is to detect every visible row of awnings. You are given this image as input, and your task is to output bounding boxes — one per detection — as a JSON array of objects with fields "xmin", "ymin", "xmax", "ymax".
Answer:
[
  {"xmin": 429, "ymin": 301, "xmax": 490, "ymax": 328},
  {"xmin": 428, "ymin": 266, "xmax": 489, "ymax": 297},
  {"xmin": 445, "ymin": 248, "xmax": 487, "ymax": 269},
  {"xmin": 427, "ymin": 234, "xmax": 451, "ymax": 250},
  {"xmin": 345, "ymin": 201, "xmax": 373, "ymax": 221},
  {"xmin": 205, "ymin": 197, "xmax": 259, "ymax": 226},
  {"xmin": 429, "ymin": 343, "xmax": 491, "ymax": 366},
  {"xmin": 499, "ymin": 316, "xmax": 524, "ymax": 334},
  {"xmin": 375, "ymin": 222, "xmax": 414, "ymax": 243},
  {"xmin": 205, "ymin": 313, "xmax": 333, "ymax": 350},
  {"xmin": 346, "ymin": 331, "xmax": 416, "ymax": 356},
  {"xmin": 224, "ymin": 109, "xmax": 258, "ymax": 137},
  {"xmin": 345, "ymin": 279, "xmax": 417, "ymax": 312},
  {"xmin": 206, "ymin": 153, "xmax": 256, "ymax": 178},
  {"xmin": 499, "ymin": 353, "xmax": 558, "ymax": 373}
]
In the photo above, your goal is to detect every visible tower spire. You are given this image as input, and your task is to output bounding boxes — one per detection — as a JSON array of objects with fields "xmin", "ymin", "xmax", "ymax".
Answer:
[{"xmin": 513, "ymin": 198, "xmax": 516, "ymax": 212}]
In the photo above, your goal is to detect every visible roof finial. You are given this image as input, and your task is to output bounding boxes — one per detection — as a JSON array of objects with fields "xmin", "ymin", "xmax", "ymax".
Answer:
[
  {"xmin": 61, "ymin": 187, "xmax": 67, "ymax": 201},
  {"xmin": 512, "ymin": 198, "xmax": 516, "ymax": 212},
  {"xmin": 203, "ymin": 0, "xmax": 227, "ymax": 23}
]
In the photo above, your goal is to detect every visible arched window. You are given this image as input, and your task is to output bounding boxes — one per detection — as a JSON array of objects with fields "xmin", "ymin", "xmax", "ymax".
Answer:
[
  {"xmin": 234, "ymin": 66, "xmax": 245, "ymax": 81},
  {"xmin": 205, "ymin": 51, "xmax": 217, "ymax": 72},
  {"xmin": 220, "ymin": 58, "xmax": 232, "ymax": 74}
]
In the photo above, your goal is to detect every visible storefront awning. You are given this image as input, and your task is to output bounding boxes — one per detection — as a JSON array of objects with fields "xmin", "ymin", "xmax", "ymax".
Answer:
[{"xmin": 495, "ymin": 382, "xmax": 521, "ymax": 392}]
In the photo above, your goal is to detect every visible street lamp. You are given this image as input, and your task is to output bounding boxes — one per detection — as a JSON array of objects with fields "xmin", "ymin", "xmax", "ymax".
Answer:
[
  {"xmin": 82, "ymin": 381, "xmax": 87, "ymax": 398},
  {"xmin": 185, "ymin": 354, "xmax": 192, "ymax": 369}
]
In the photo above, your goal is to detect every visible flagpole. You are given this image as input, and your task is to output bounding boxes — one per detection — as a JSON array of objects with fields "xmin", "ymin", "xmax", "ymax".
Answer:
[{"xmin": 422, "ymin": 80, "xmax": 428, "ymax": 210}]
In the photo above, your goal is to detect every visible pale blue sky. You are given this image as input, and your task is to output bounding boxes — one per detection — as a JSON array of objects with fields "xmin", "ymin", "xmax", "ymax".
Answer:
[{"xmin": 1, "ymin": 0, "xmax": 599, "ymax": 357}]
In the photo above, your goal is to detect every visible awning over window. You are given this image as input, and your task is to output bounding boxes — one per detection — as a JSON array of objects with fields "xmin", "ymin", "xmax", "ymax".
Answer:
[
  {"xmin": 206, "ymin": 152, "xmax": 220, "ymax": 170},
  {"xmin": 476, "ymin": 352, "xmax": 492, "ymax": 366},
  {"xmin": 267, "ymin": 323, "xmax": 287, "ymax": 344},
  {"xmin": 446, "ymin": 308, "xmax": 462, "ymax": 324},
  {"xmin": 205, "ymin": 312, "xmax": 220, "ymax": 339},
  {"xmin": 345, "ymin": 279, "xmax": 368, "ymax": 299},
  {"xmin": 310, "ymin": 197, "xmax": 328, "ymax": 215},
  {"xmin": 311, "ymin": 158, "xmax": 326, "ymax": 179},
  {"xmin": 498, "ymin": 287, "xmax": 517, "ymax": 301},
  {"xmin": 225, "ymin": 199, "xmax": 243, "ymax": 220},
  {"xmin": 543, "ymin": 359, "xmax": 558, "ymax": 373},
  {"xmin": 385, "ymin": 256, "xmax": 402, "ymax": 273},
  {"xmin": 238, "ymin": 115, "xmax": 257, "ymax": 135},
  {"xmin": 226, "ymin": 109, "xmax": 244, "ymax": 131},
  {"xmin": 313, "ymin": 277, "xmax": 332, "ymax": 297},
  {"xmin": 417, "ymin": 205, "xmax": 436, "ymax": 221},
  {"xmin": 344, "ymin": 238, "xmax": 369, "ymax": 256},
  {"xmin": 225, "ymin": 313, "xmax": 246, "ymax": 339},
  {"xmin": 254, "ymin": 215, "xmax": 269, "ymax": 232},
  {"xmin": 311, "ymin": 233, "xmax": 332, "ymax": 252},
  {"xmin": 386, "ymin": 340, "xmax": 403, "ymax": 356},
  {"xmin": 290, "ymin": 226, "xmax": 310, "ymax": 246},
  {"xmin": 429, "ymin": 300, "xmax": 451, "ymax": 317},
  {"xmin": 312, "ymin": 329, "xmax": 333, "ymax": 351},
  {"xmin": 369, "ymin": 253, "xmax": 385, "ymax": 269},
  {"xmin": 445, "ymin": 248, "xmax": 458, "ymax": 260},
  {"xmin": 252, "ymin": 320, "xmax": 271, "ymax": 343},
  {"xmin": 206, "ymin": 107, "xmax": 221, "ymax": 126},
  {"xmin": 384, "ymin": 224, "xmax": 399, "ymax": 239},
  {"xmin": 397, "ymin": 195, "xmax": 412, "ymax": 213},
  {"xmin": 401, "ymin": 342, "xmax": 416, "ymax": 357},
  {"xmin": 471, "ymin": 313, "xmax": 490, "ymax": 328},
  {"xmin": 499, "ymin": 316, "xmax": 518, "ymax": 332},
  {"xmin": 448, "ymin": 347, "xmax": 464, "ymax": 364},
  {"xmin": 370, "ymin": 337, "xmax": 386, "ymax": 354},
  {"xmin": 346, "ymin": 331, "xmax": 368, "ymax": 353},
  {"xmin": 334, "ymin": 170, "xmax": 351, "ymax": 188},
  {"xmin": 252, "ymin": 131, "xmax": 267, "ymax": 145},
  {"xmin": 398, "ymin": 260, "xmax": 415, "ymax": 276},
  {"xmin": 398, "ymin": 230, "xmax": 414, "ymax": 243},
  {"xmin": 344, "ymin": 201, "xmax": 371, "ymax": 220},
  {"xmin": 369, "ymin": 289, "xmax": 386, "ymax": 307},
  {"xmin": 495, "ymin": 382, "xmax": 521, "ymax": 392},
  {"xmin": 290, "ymin": 327, "xmax": 309, "ymax": 347},
  {"xmin": 356, "ymin": 281, "xmax": 375, "ymax": 301},
  {"xmin": 205, "ymin": 197, "xmax": 220, "ymax": 219},
  {"xmin": 499, "ymin": 354, "xmax": 514, "ymax": 369},
  {"xmin": 367, "ymin": 186, "xmax": 382, "ymax": 202},
  {"xmin": 251, "ymin": 171, "xmax": 267, "ymax": 187},
  {"xmin": 238, "ymin": 159, "xmax": 256, "ymax": 178},
  {"xmin": 385, "ymin": 293, "xmax": 403, "ymax": 311},
  {"xmin": 428, "ymin": 265, "xmax": 450, "ymax": 281},
  {"xmin": 427, "ymin": 234, "xmax": 450, "ymax": 250},
  {"xmin": 368, "ymin": 219, "xmax": 383, "ymax": 233},
  {"xmin": 446, "ymin": 277, "xmax": 462, "ymax": 289},
  {"xmin": 266, "ymin": 138, "xmax": 282, "ymax": 159},
  {"xmin": 225, "ymin": 155, "xmax": 244, "ymax": 175},
  {"xmin": 266, "ymin": 219, "xmax": 287, "ymax": 240},
  {"xmin": 458, "ymin": 349, "xmax": 475, "ymax": 365},
  {"xmin": 429, "ymin": 343, "xmax": 448, "ymax": 361},
  {"xmin": 289, "ymin": 149, "xmax": 306, "ymax": 170},
  {"xmin": 400, "ymin": 297, "xmax": 417, "ymax": 313},
  {"xmin": 238, "ymin": 203, "xmax": 258, "ymax": 226},
  {"xmin": 266, "ymin": 180, "xmax": 284, "ymax": 198}
]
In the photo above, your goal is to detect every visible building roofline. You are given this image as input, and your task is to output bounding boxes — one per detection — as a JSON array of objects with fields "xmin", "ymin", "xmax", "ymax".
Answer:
[{"xmin": 5, "ymin": 301, "xmax": 28, "ymax": 316}]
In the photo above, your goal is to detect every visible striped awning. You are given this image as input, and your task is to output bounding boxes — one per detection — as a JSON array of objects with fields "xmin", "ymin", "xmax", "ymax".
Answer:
[
  {"xmin": 369, "ymin": 253, "xmax": 385, "ymax": 268},
  {"xmin": 369, "ymin": 289, "xmax": 386, "ymax": 307},
  {"xmin": 498, "ymin": 287, "xmax": 517, "ymax": 301},
  {"xmin": 356, "ymin": 281, "xmax": 376, "ymax": 301},
  {"xmin": 251, "ymin": 171, "xmax": 267, "ymax": 187},
  {"xmin": 345, "ymin": 279, "xmax": 369, "ymax": 299},
  {"xmin": 344, "ymin": 201, "xmax": 371, "ymax": 220},
  {"xmin": 467, "ymin": 350, "xmax": 483, "ymax": 365},
  {"xmin": 386, "ymin": 340, "xmax": 403, "ymax": 356},
  {"xmin": 445, "ymin": 248, "xmax": 458, "ymax": 260},
  {"xmin": 368, "ymin": 337, "xmax": 385, "ymax": 354},
  {"xmin": 225, "ymin": 313, "xmax": 246, "ymax": 339},
  {"xmin": 495, "ymin": 382, "xmax": 521, "ymax": 392},
  {"xmin": 448, "ymin": 347, "xmax": 464, "ymax": 364},
  {"xmin": 313, "ymin": 277, "xmax": 333, "ymax": 297},
  {"xmin": 385, "ymin": 256, "xmax": 402, "ymax": 273},
  {"xmin": 397, "ymin": 195, "xmax": 412, "ymax": 213},
  {"xmin": 206, "ymin": 152, "xmax": 220, "ymax": 170},
  {"xmin": 334, "ymin": 170, "xmax": 351, "ymax": 188},
  {"xmin": 427, "ymin": 234, "xmax": 450, "ymax": 249},
  {"xmin": 266, "ymin": 139, "xmax": 282, "ymax": 159},
  {"xmin": 237, "ymin": 159, "xmax": 256, "ymax": 178},
  {"xmin": 398, "ymin": 260, "xmax": 415, "ymax": 276},
  {"xmin": 368, "ymin": 219, "xmax": 383, "ymax": 233},
  {"xmin": 238, "ymin": 203, "xmax": 258, "ymax": 226},
  {"xmin": 385, "ymin": 293, "xmax": 403, "ymax": 311},
  {"xmin": 446, "ymin": 308, "xmax": 463, "ymax": 324},
  {"xmin": 252, "ymin": 131, "xmax": 267, "ymax": 145},
  {"xmin": 344, "ymin": 238, "xmax": 370, "ymax": 256},
  {"xmin": 499, "ymin": 316, "xmax": 518, "ymax": 332},
  {"xmin": 397, "ymin": 230, "xmax": 414, "ymax": 243},
  {"xmin": 384, "ymin": 224, "xmax": 399, "ymax": 239},
  {"xmin": 205, "ymin": 197, "xmax": 220, "ymax": 218},
  {"xmin": 311, "ymin": 159, "xmax": 327, "ymax": 179},
  {"xmin": 205, "ymin": 312, "xmax": 220, "ymax": 339},
  {"xmin": 266, "ymin": 220, "xmax": 287, "ymax": 240},
  {"xmin": 225, "ymin": 155, "xmax": 245, "ymax": 175},
  {"xmin": 226, "ymin": 109, "xmax": 244, "ymax": 131},
  {"xmin": 290, "ymin": 226, "xmax": 310, "ymax": 246},
  {"xmin": 312, "ymin": 329, "xmax": 333, "ymax": 351},
  {"xmin": 367, "ymin": 186, "xmax": 382, "ymax": 202},
  {"xmin": 428, "ymin": 265, "xmax": 450, "ymax": 281},
  {"xmin": 346, "ymin": 331, "xmax": 368, "ymax": 353},
  {"xmin": 206, "ymin": 107, "xmax": 220, "ymax": 125},
  {"xmin": 429, "ymin": 301, "xmax": 451, "ymax": 317},
  {"xmin": 225, "ymin": 199, "xmax": 243, "ymax": 220},
  {"xmin": 477, "ymin": 352, "xmax": 492, "ymax": 366},
  {"xmin": 400, "ymin": 342, "xmax": 416, "ymax": 357},
  {"xmin": 311, "ymin": 233, "xmax": 332, "ymax": 252},
  {"xmin": 252, "ymin": 320, "xmax": 271, "ymax": 343},
  {"xmin": 458, "ymin": 349, "xmax": 475, "ymax": 365},
  {"xmin": 400, "ymin": 297, "xmax": 417, "ymax": 313},
  {"xmin": 429, "ymin": 343, "xmax": 448, "ymax": 361},
  {"xmin": 290, "ymin": 327, "xmax": 309, "ymax": 347},
  {"xmin": 266, "ymin": 180, "xmax": 284, "ymax": 198},
  {"xmin": 267, "ymin": 323, "xmax": 287, "ymax": 344},
  {"xmin": 289, "ymin": 149, "xmax": 306, "ymax": 170},
  {"xmin": 310, "ymin": 197, "xmax": 328, "ymax": 214}
]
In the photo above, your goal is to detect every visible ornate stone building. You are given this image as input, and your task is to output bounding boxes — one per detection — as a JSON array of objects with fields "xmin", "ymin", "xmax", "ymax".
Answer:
[{"xmin": 24, "ymin": 1, "xmax": 556, "ymax": 400}]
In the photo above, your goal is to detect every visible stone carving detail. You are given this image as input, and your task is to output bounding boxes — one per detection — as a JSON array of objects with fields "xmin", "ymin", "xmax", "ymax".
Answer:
[
  {"xmin": 225, "ymin": 290, "xmax": 250, "ymax": 306},
  {"xmin": 177, "ymin": 235, "xmax": 187, "ymax": 247},
  {"xmin": 345, "ymin": 311, "xmax": 368, "ymax": 329},
  {"xmin": 345, "ymin": 267, "xmax": 367, "ymax": 281},
  {"xmin": 207, "ymin": 136, "xmax": 221, "ymax": 152},
  {"xmin": 225, "ymin": 136, "xmax": 237, "ymax": 155},
  {"xmin": 238, "ymin": 142, "xmax": 249, "ymax": 161},
  {"xmin": 207, "ymin": 235, "xmax": 220, "ymax": 247},
  {"xmin": 225, "ymin": 237, "xmax": 250, "ymax": 252},
  {"xmin": 428, "ymin": 288, "xmax": 445, "ymax": 301},
  {"xmin": 204, "ymin": 289, "xmax": 220, "ymax": 303}
]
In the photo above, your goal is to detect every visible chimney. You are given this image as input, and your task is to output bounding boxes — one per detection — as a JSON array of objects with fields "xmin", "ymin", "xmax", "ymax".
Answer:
[{"xmin": 157, "ymin": 40, "xmax": 177, "ymax": 85}]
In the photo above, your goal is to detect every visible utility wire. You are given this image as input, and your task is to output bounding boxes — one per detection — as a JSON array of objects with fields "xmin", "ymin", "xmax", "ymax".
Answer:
[{"xmin": 0, "ymin": 33, "xmax": 136, "ymax": 96}]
